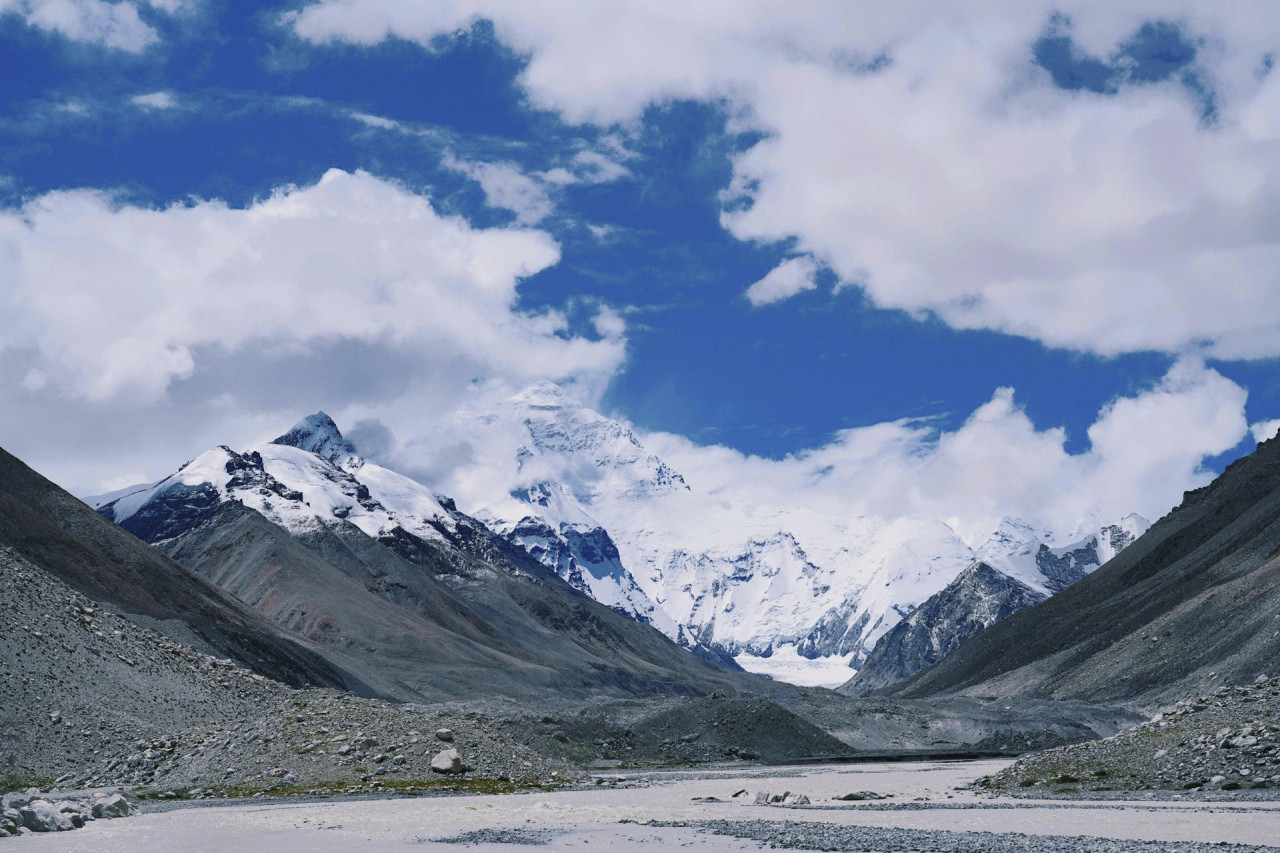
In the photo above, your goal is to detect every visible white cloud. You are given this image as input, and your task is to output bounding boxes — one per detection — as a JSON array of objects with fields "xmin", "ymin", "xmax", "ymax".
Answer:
[
  {"xmin": 1251, "ymin": 418, "xmax": 1280, "ymax": 443},
  {"xmin": 286, "ymin": 1, "xmax": 1280, "ymax": 359},
  {"xmin": 2, "ymin": 0, "xmax": 159, "ymax": 51},
  {"xmin": 443, "ymin": 154, "xmax": 554, "ymax": 226},
  {"xmin": 349, "ymin": 111, "xmax": 400, "ymax": 129},
  {"xmin": 0, "ymin": 168, "xmax": 623, "ymax": 401},
  {"xmin": 640, "ymin": 358, "xmax": 1248, "ymax": 545},
  {"xmin": 569, "ymin": 149, "xmax": 629, "ymax": 184},
  {"xmin": 139, "ymin": 0, "xmax": 195, "ymax": 12},
  {"xmin": 745, "ymin": 255, "xmax": 820, "ymax": 306},
  {"xmin": 130, "ymin": 91, "xmax": 176, "ymax": 110}
]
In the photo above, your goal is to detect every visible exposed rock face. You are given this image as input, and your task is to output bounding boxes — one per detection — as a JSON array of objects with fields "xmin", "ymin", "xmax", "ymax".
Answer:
[
  {"xmin": 271, "ymin": 412, "xmax": 361, "ymax": 468},
  {"xmin": 91, "ymin": 794, "xmax": 130, "ymax": 819},
  {"xmin": 841, "ymin": 563, "xmax": 1046, "ymax": 696},
  {"xmin": 19, "ymin": 800, "xmax": 73, "ymax": 832},
  {"xmin": 0, "ymin": 792, "xmax": 133, "ymax": 836}
]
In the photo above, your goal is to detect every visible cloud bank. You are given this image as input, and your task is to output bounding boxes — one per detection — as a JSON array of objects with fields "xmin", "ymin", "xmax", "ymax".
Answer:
[
  {"xmin": 0, "ymin": 168, "xmax": 622, "ymax": 401},
  {"xmin": 288, "ymin": 1, "xmax": 1280, "ymax": 358},
  {"xmin": 638, "ymin": 358, "xmax": 1248, "ymax": 545}
]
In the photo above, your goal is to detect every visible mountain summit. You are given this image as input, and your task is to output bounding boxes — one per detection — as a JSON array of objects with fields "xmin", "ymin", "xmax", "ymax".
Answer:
[
  {"xmin": 453, "ymin": 383, "xmax": 1147, "ymax": 686},
  {"xmin": 271, "ymin": 411, "xmax": 361, "ymax": 468}
]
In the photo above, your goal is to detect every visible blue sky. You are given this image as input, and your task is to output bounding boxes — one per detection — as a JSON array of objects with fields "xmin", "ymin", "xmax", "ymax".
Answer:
[{"xmin": 3, "ymin": 1, "xmax": 1280, "ymax": 535}]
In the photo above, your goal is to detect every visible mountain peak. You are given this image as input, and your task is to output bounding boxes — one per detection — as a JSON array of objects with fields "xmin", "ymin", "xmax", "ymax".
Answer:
[
  {"xmin": 271, "ymin": 412, "xmax": 360, "ymax": 467},
  {"xmin": 510, "ymin": 380, "xmax": 575, "ymax": 410}
]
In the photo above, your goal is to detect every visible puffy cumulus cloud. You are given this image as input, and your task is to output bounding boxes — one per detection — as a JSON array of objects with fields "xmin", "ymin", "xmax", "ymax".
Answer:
[
  {"xmin": 0, "ymin": 168, "xmax": 624, "ymax": 402},
  {"xmin": 1251, "ymin": 418, "xmax": 1280, "ymax": 443},
  {"xmin": 745, "ymin": 256, "xmax": 820, "ymax": 306},
  {"xmin": 640, "ymin": 359, "xmax": 1248, "ymax": 545},
  {"xmin": 326, "ymin": 358, "xmax": 1246, "ymax": 554},
  {"xmin": 1, "ymin": 0, "xmax": 158, "ymax": 51},
  {"xmin": 287, "ymin": 1, "xmax": 1280, "ymax": 357}
]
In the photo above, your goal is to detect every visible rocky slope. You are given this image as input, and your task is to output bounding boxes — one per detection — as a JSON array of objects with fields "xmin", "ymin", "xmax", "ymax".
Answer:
[
  {"xmin": 0, "ymin": 545, "xmax": 573, "ymax": 798},
  {"xmin": 0, "ymin": 526, "xmax": 1139, "ymax": 809},
  {"xmin": 0, "ymin": 447, "xmax": 362, "ymax": 693},
  {"xmin": 979, "ymin": 674, "xmax": 1280, "ymax": 796},
  {"xmin": 887, "ymin": 431, "xmax": 1280, "ymax": 709},
  {"xmin": 93, "ymin": 420, "xmax": 753, "ymax": 702},
  {"xmin": 842, "ymin": 562, "xmax": 1047, "ymax": 695}
]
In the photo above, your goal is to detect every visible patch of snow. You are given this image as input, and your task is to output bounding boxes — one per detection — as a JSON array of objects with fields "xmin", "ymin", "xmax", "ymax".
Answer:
[{"xmin": 735, "ymin": 644, "xmax": 859, "ymax": 689}]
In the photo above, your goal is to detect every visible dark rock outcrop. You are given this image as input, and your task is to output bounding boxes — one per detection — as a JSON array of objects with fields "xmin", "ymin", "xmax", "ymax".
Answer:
[{"xmin": 841, "ymin": 562, "xmax": 1045, "ymax": 696}]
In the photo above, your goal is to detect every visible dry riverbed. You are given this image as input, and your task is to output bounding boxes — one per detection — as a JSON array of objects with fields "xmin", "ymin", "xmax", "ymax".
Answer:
[{"xmin": 18, "ymin": 759, "xmax": 1280, "ymax": 852}]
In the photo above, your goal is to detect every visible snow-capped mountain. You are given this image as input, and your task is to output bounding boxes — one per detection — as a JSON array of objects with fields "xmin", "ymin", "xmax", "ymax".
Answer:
[
  {"xmin": 841, "ymin": 516, "xmax": 1151, "ymax": 695},
  {"xmin": 92, "ymin": 413, "xmax": 751, "ymax": 701},
  {"xmin": 96, "ymin": 395, "xmax": 1149, "ymax": 690},
  {"xmin": 975, "ymin": 515, "xmax": 1149, "ymax": 595},
  {"xmin": 100, "ymin": 412, "xmax": 458, "ymax": 548},
  {"xmin": 445, "ymin": 383, "xmax": 1151, "ymax": 686}
]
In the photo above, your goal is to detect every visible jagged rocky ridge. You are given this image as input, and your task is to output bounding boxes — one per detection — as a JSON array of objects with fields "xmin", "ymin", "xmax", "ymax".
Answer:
[
  {"xmin": 94, "ymin": 417, "xmax": 752, "ymax": 702},
  {"xmin": 85, "ymin": 400, "xmax": 1149, "ymax": 691},
  {"xmin": 842, "ymin": 562, "xmax": 1048, "ymax": 696}
]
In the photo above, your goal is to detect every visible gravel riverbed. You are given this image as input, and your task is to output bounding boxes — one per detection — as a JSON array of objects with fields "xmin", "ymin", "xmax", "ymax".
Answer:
[{"xmin": 21, "ymin": 760, "xmax": 1280, "ymax": 851}]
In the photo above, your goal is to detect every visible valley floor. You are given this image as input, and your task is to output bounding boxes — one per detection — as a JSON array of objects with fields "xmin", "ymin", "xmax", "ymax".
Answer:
[{"xmin": 22, "ymin": 759, "xmax": 1280, "ymax": 852}]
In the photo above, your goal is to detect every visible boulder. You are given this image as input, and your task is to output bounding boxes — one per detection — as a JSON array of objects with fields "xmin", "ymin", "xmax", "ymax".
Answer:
[
  {"xmin": 430, "ymin": 749, "xmax": 466, "ymax": 775},
  {"xmin": 20, "ymin": 799, "xmax": 74, "ymax": 832},
  {"xmin": 435, "ymin": 729, "xmax": 454, "ymax": 742},
  {"xmin": 91, "ymin": 794, "xmax": 131, "ymax": 819},
  {"xmin": 1, "ymin": 793, "xmax": 30, "ymax": 810}
]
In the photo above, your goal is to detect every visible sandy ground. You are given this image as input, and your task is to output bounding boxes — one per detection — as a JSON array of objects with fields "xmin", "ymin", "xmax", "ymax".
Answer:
[{"xmin": 18, "ymin": 759, "xmax": 1280, "ymax": 851}]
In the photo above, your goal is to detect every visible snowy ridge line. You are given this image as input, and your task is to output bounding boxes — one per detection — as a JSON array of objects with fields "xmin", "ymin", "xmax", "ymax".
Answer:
[{"xmin": 452, "ymin": 383, "xmax": 1151, "ymax": 687}]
